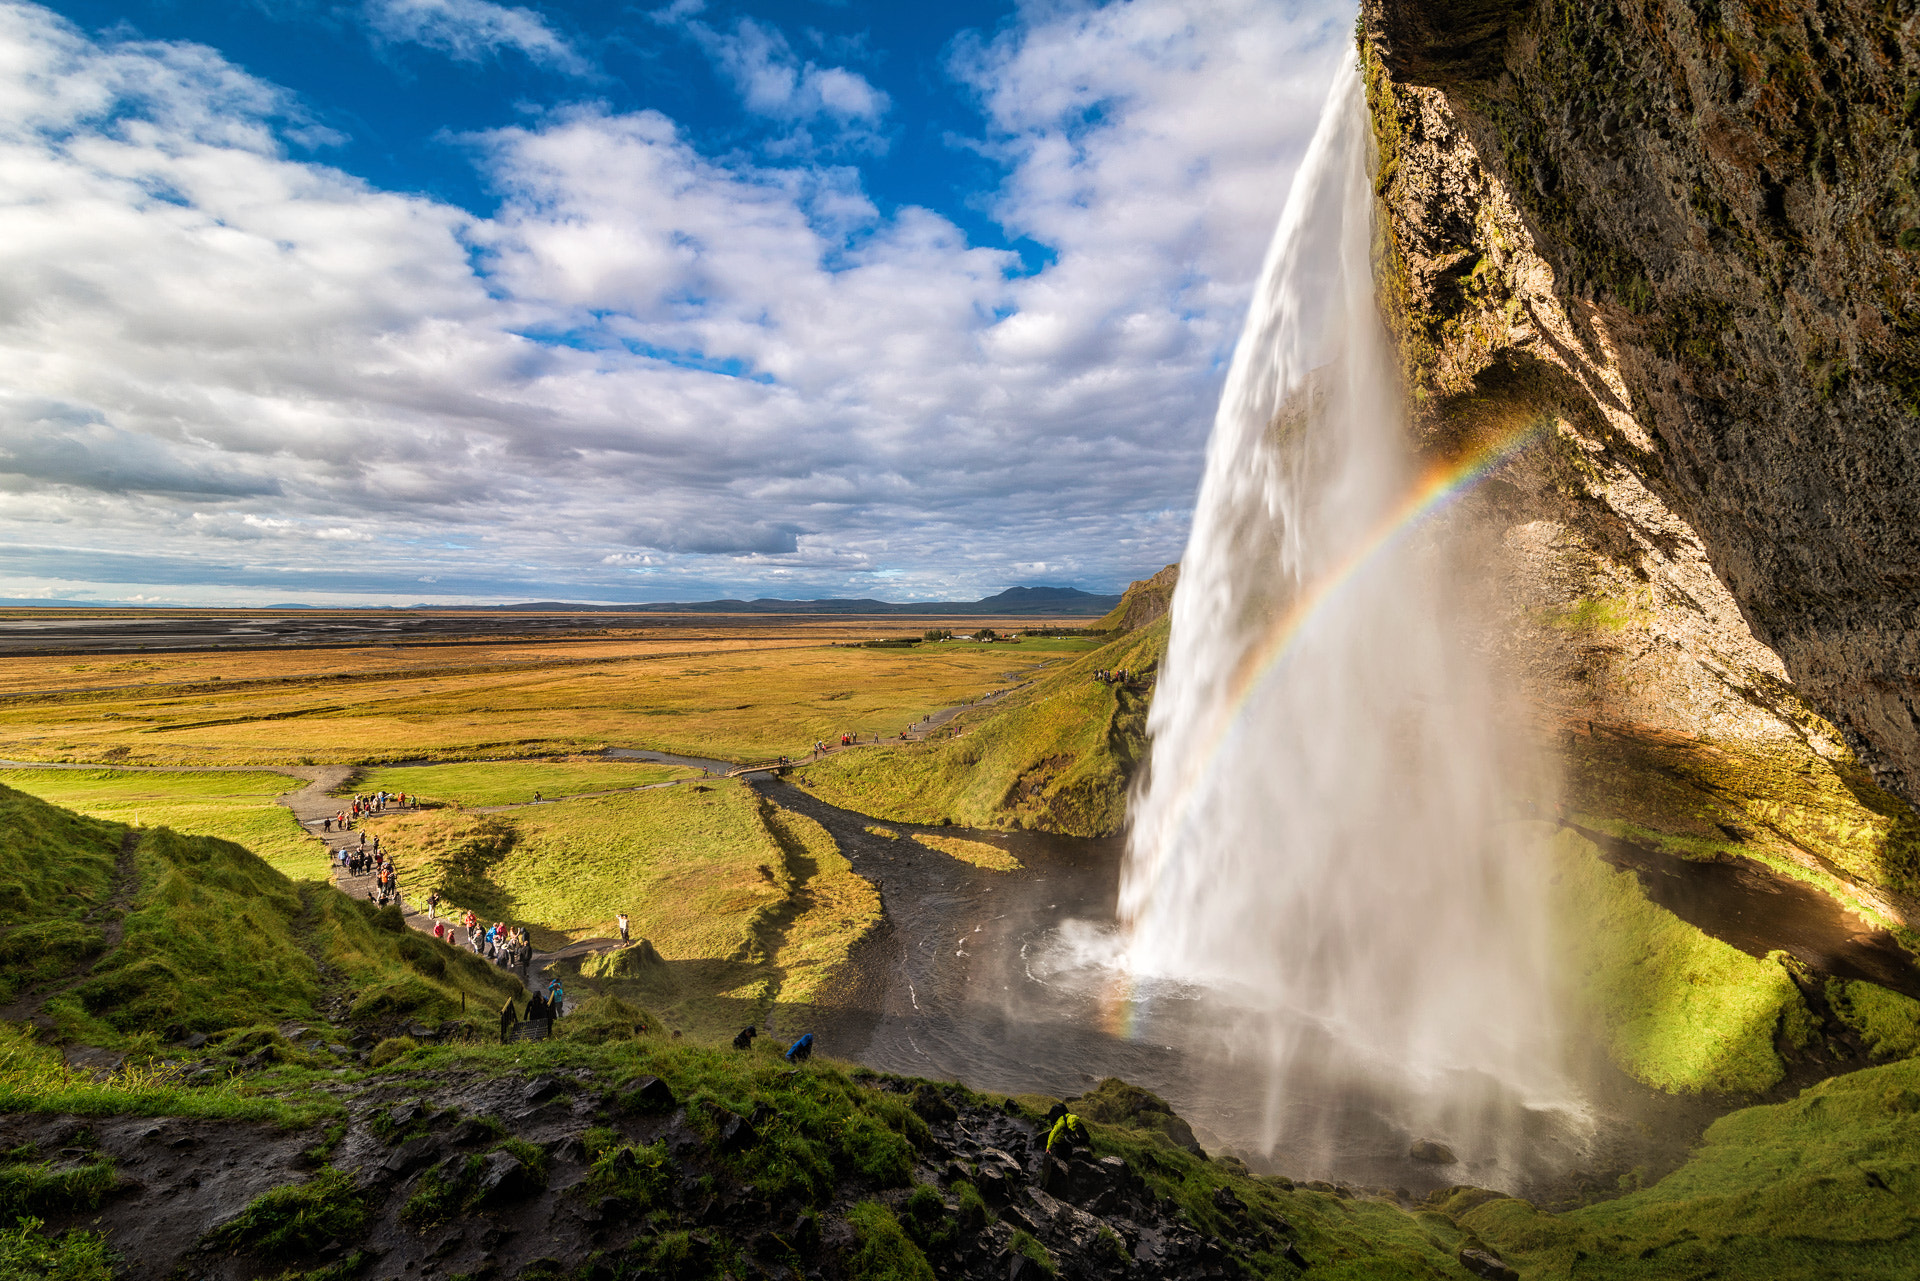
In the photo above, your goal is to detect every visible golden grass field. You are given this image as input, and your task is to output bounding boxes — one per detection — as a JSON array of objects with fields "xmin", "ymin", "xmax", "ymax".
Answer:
[
  {"xmin": 0, "ymin": 613, "xmax": 1109, "ymax": 1039},
  {"xmin": 0, "ymin": 623, "xmax": 1097, "ymax": 768}
]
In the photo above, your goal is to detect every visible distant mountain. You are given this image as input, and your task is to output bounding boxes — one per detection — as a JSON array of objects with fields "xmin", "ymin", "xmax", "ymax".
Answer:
[{"xmin": 462, "ymin": 585, "xmax": 1124, "ymax": 616}]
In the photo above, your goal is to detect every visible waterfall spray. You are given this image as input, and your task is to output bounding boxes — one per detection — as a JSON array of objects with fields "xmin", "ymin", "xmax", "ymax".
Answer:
[{"xmin": 1119, "ymin": 50, "xmax": 1570, "ymax": 1169}]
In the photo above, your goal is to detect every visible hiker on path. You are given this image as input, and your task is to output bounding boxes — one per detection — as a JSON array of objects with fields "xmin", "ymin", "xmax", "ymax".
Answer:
[
  {"xmin": 499, "ymin": 997, "xmax": 516, "ymax": 1043},
  {"xmin": 785, "ymin": 1033, "xmax": 814, "ymax": 1063},
  {"xmin": 546, "ymin": 979, "xmax": 565, "ymax": 1018},
  {"xmin": 527, "ymin": 990, "xmax": 549, "ymax": 1021},
  {"xmin": 617, "ymin": 912, "xmax": 629, "ymax": 943}
]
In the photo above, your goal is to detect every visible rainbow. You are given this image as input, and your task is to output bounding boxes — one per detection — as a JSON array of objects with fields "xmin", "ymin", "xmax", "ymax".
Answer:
[
  {"xmin": 1105, "ymin": 415, "xmax": 1549, "ymax": 1039},
  {"xmin": 1208, "ymin": 415, "xmax": 1549, "ymax": 742}
]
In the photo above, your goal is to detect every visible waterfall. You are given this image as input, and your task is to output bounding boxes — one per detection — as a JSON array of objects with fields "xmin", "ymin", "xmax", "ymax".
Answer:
[{"xmin": 1119, "ymin": 49, "xmax": 1571, "ymax": 1171}]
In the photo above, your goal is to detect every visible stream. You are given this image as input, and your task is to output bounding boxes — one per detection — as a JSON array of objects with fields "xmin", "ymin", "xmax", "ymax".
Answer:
[{"xmin": 747, "ymin": 776, "xmax": 1920, "ymax": 1199}]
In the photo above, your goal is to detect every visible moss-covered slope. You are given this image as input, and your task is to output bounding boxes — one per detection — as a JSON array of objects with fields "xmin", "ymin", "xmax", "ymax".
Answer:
[{"xmin": 799, "ymin": 619, "xmax": 1168, "ymax": 837}]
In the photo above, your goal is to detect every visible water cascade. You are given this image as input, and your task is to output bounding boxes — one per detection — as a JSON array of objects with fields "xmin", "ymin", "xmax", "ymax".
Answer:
[{"xmin": 1117, "ymin": 51, "xmax": 1573, "ymax": 1178}]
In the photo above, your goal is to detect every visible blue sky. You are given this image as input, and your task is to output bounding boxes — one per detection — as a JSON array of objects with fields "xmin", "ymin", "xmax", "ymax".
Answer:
[{"xmin": 0, "ymin": 0, "xmax": 1351, "ymax": 604}]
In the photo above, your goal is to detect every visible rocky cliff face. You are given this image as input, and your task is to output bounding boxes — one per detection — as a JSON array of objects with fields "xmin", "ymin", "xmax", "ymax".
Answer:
[{"xmin": 1360, "ymin": 0, "xmax": 1920, "ymax": 925}]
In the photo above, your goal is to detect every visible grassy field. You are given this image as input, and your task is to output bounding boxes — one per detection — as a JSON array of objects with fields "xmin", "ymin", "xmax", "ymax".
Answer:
[
  {"xmin": 0, "ymin": 768, "xmax": 324, "ymax": 882},
  {"xmin": 0, "ymin": 633, "xmax": 1095, "ymax": 769},
  {"xmin": 354, "ymin": 758, "xmax": 695, "ymax": 807},
  {"xmin": 366, "ymin": 783, "xmax": 883, "ymax": 1040},
  {"xmin": 800, "ymin": 620, "xmax": 1166, "ymax": 836}
]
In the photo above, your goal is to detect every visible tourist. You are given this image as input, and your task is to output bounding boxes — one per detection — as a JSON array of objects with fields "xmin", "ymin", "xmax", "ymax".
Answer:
[
  {"xmin": 617, "ymin": 912, "xmax": 629, "ymax": 943},
  {"xmin": 499, "ymin": 997, "xmax": 516, "ymax": 1043},
  {"xmin": 784, "ymin": 1033, "xmax": 813, "ymax": 1063},
  {"xmin": 427, "ymin": 891, "xmax": 439, "ymax": 920},
  {"xmin": 546, "ymin": 979, "xmax": 565, "ymax": 1017}
]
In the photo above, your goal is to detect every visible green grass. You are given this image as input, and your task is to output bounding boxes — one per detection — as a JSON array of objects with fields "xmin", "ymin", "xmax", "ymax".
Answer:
[
  {"xmin": 1460, "ymin": 1058, "xmax": 1920, "ymax": 1279},
  {"xmin": 0, "ymin": 1217, "xmax": 114, "ymax": 1281},
  {"xmin": 0, "ymin": 784, "xmax": 123, "ymax": 1003},
  {"xmin": 368, "ymin": 782, "xmax": 882, "ymax": 1040},
  {"xmin": 352, "ymin": 758, "xmax": 695, "ymax": 807},
  {"xmin": 370, "ymin": 781, "xmax": 782, "ymax": 953},
  {"xmin": 0, "ymin": 769, "xmax": 322, "ymax": 881},
  {"xmin": 0, "ymin": 784, "xmax": 519, "ymax": 1046},
  {"xmin": 1828, "ymin": 979, "xmax": 1920, "ymax": 1060},
  {"xmin": 1552, "ymin": 829, "xmax": 1804, "ymax": 1094},
  {"xmin": 846, "ymin": 1200, "xmax": 935, "ymax": 1281},
  {"xmin": 0, "ymin": 1025, "xmax": 337, "ymax": 1128},
  {"xmin": 799, "ymin": 619, "xmax": 1167, "ymax": 837},
  {"xmin": 205, "ymin": 1167, "xmax": 366, "ymax": 1259},
  {"xmin": 909, "ymin": 833, "xmax": 1020, "ymax": 871}
]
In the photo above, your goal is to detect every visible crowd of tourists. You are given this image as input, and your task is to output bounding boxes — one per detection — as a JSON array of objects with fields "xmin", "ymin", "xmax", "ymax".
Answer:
[
  {"xmin": 1092, "ymin": 668, "xmax": 1131, "ymax": 685},
  {"xmin": 322, "ymin": 789, "xmax": 415, "ymax": 833}
]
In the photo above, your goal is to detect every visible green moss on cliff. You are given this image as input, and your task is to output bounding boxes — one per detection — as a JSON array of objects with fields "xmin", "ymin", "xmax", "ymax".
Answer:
[
  {"xmin": 1552, "ymin": 829, "xmax": 1803, "ymax": 1094},
  {"xmin": 1565, "ymin": 728, "xmax": 1920, "ymax": 932},
  {"xmin": 1461, "ymin": 1058, "xmax": 1920, "ymax": 1279}
]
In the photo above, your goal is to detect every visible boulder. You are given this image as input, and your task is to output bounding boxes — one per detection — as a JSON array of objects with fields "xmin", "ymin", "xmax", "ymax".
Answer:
[
  {"xmin": 381, "ymin": 1137, "xmax": 438, "ymax": 1178},
  {"xmin": 475, "ymin": 1150, "xmax": 533, "ymax": 1202},
  {"xmin": 1458, "ymin": 1247, "xmax": 1518, "ymax": 1281},
  {"xmin": 522, "ymin": 1076, "xmax": 565, "ymax": 1105},
  {"xmin": 1409, "ymin": 1139, "xmax": 1458, "ymax": 1165},
  {"xmin": 626, "ymin": 1075, "xmax": 675, "ymax": 1112},
  {"xmin": 386, "ymin": 1101, "xmax": 427, "ymax": 1131},
  {"xmin": 713, "ymin": 1110, "xmax": 758, "ymax": 1153}
]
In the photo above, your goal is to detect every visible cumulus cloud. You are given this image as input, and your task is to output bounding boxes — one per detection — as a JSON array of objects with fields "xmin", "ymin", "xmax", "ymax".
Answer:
[
  {"xmin": 657, "ymin": 12, "xmax": 889, "ymax": 153},
  {"xmin": 0, "ymin": 0, "xmax": 1350, "ymax": 605},
  {"xmin": 361, "ymin": 0, "xmax": 592, "ymax": 75}
]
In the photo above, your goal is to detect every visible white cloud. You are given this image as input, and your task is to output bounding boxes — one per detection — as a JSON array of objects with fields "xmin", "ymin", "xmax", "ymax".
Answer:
[
  {"xmin": 0, "ymin": 0, "xmax": 1351, "ymax": 604},
  {"xmin": 665, "ymin": 13, "xmax": 889, "ymax": 152},
  {"xmin": 361, "ymin": 0, "xmax": 592, "ymax": 75}
]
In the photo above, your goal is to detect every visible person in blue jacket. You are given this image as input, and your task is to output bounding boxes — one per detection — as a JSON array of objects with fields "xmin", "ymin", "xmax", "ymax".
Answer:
[{"xmin": 785, "ymin": 1033, "xmax": 814, "ymax": 1063}]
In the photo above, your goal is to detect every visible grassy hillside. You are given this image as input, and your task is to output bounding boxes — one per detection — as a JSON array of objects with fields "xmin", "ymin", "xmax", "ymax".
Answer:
[
  {"xmin": 0, "ymin": 783, "xmax": 519, "ymax": 1050},
  {"xmin": 1458, "ymin": 1057, "xmax": 1920, "ymax": 1278},
  {"xmin": 0, "ymin": 768, "xmax": 322, "ymax": 881},
  {"xmin": 366, "ymin": 783, "xmax": 885, "ymax": 1040},
  {"xmin": 799, "ymin": 618, "xmax": 1168, "ymax": 836}
]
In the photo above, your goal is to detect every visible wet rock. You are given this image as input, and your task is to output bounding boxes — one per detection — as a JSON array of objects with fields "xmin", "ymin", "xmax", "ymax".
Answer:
[
  {"xmin": 449, "ymin": 1118, "xmax": 496, "ymax": 1146},
  {"xmin": 1282, "ymin": 1241, "xmax": 1310, "ymax": 1270},
  {"xmin": 975, "ymin": 1165, "xmax": 1011, "ymax": 1205},
  {"xmin": 1007, "ymin": 1254, "xmax": 1045, "ymax": 1281},
  {"xmin": 381, "ymin": 1137, "xmax": 438, "ymax": 1178},
  {"xmin": 475, "ymin": 1150, "xmax": 533, "ymax": 1203},
  {"xmin": 522, "ymin": 1076, "xmax": 565, "ymax": 1105},
  {"xmin": 182, "ymin": 1033, "xmax": 208, "ymax": 1050},
  {"xmin": 714, "ymin": 1110, "xmax": 758, "ymax": 1153},
  {"xmin": 386, "ymin": 1101, "xmax": 427, "ymax": 1131},
  {"xmin": 1211, "ymin": 1184, "xmax": 1247, "ymax": 1217},
  {"xmin": 407, "ymin": 1023, "xmax": 437, "ymax": 1040},
  {"xmin": 626, "ymin": 1075, "xmax": 675, "ymax": 1112},
  {"xmin": 1409, "ymin": 1139, "xmax": 1457, "ymax": 1165},
  {"xmin": 1458, "ymin": 1246, "xmax": 1517, "ymax": 1281}
]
